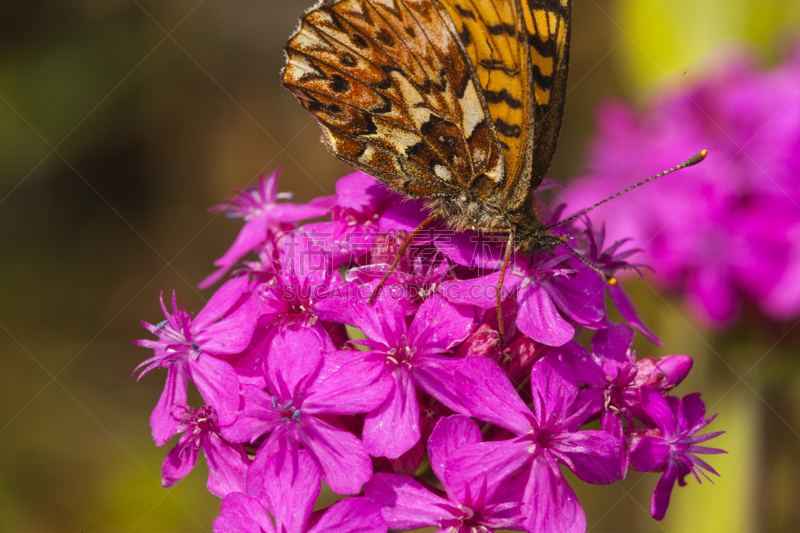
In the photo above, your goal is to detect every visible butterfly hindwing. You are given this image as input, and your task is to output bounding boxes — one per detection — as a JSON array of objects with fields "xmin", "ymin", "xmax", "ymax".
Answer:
[{"xmin": 520, "ymin": 0, "xmax": 572, "ymax": 191}]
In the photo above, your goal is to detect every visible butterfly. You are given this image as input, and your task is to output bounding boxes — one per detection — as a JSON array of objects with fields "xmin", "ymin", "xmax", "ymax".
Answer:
[{"xmin": 281, "ymin": 0, "xmax": 704, "ymax": 342}]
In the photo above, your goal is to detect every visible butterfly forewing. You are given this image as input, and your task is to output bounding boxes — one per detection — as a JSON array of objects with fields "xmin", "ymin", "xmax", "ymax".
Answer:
[
  {"xmin": 283, "ymin": 0, "xmax": 572, "ymax": 224},
  {"xmin": 283, "ymin": 0, "xmax": 505, "ymax": 198}
]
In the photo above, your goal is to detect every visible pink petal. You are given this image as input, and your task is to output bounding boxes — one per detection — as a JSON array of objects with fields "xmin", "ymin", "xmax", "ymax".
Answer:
[
  {"xmin": 445, "ymin": 438, "xmax": 531, "ymax": 505},
  {"xmin": 517, "ymin": 282, "xmax": 574, "ymax": 347},
  {"xmin": 427, "ymin": 415, "xmax": 482, "ymax": 498},
  {"xmin": 203, "ymin": 433, "xmax": 249, "ymax": 498},
  {"xmin": 308, "ymin": 497, "xmax": 388, "ymax": 533},
  {"xmin": 202, "ymin": 292, "xmax": 260, "ymax": 355},
  {"xmin": 554, "ymin": 341, "xmax": 605, "ymax": 387},
  {"xmin": 524, "ymin": 454, "xmax": 586, "ymax": 533},
  {"xmin": 455, "ymin": 356, "xmax": 532, "ymax": 436},
  {"xmin": 300, "ymin": 416, "xmax": 373, "ymax": 494},
  {"xmin": 363, "ymin": 370, "xmax": 420, "ymax": 459},
  {"xmin": 267, "ymin": 325, "xmax": 324, "ymax": 399},
  {"xmin": 161, "ymin": 441, "xmax": 198, "ymax": 488},
  {"xmin": 608, "ymin": 283, "xmax": 662, "ymax": 345},
  {"xmin": 188, "ymin": 355, "xmax": 240, "ymax": 426},
  {"xmin": 304, "ymin": 359, "xmax": 391, "ymax": 415},
  {"xmin": 261, "ymin": 450, "xmax": 321, "ymax": 533},
  {"xmin": 195, "ymin": 276, "xmax": 252, "ymax": 329},
  {"xmin": 552, "ymin": 430, "xmax": 623, "ymax": 485},
  {"xmin": 365, "ymin": 473, "xmax": 456, "ymax": 530},
  {"xmin": 200, "ymin": 217, "xmax": 267, "ymax": 289},
  {"xmin": 545, "ymin": 270, "xmax": 606, "ymax": 327},
  {"xmin": 220, "ymin": 384, "xmax": 281, "ymax": 444},
  {"xmin": 247, "ymin": 426, "xmax": 298, "ymax": 502},
  {"xmin": 640, "ymin": 387, "xmax": 677, "ymax": 438},
  {"xmin": 628, "ymin": 435, "xmax": 671, "ymax": 473},
  {"xmin": 408, "ymin": 294, "xmax": 475, "ymax": 353},
  {"xmin": 151, "ymin": 364, "xmax": 188, "ymax": 446},
  {"xmin": 651, "ymin": 460, "xmax": 679, "ymax": 520},
  {"xmin": 439, "ymin": 270, "xmax": 520, "ymax": 308},
  {"xmin": 590, "ymin": 322, "xmax": 634, "ymax": 365},
  {"xmin": 412, "ymin": 355, "xmax": 468, "ymax": 415},
  {"xmin": 213, "ymin": 492, "xmax": 276, "ymax": 533},
  {"xmin": 530, "ymin": 355, "xmax": 579, "ymax": 426},
  {"xmin": 677, "ymin": 392, "xmax": 706, "ymax": 433}
]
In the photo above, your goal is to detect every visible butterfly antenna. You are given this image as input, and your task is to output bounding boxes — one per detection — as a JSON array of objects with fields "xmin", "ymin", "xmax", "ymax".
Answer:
[
  {"xmin": 560, "ymin": 240, "xmax": 618, "ymax": 285},
  {"xmin": 546, "ymin": 150, "xmax": 708, "ymax": 231}
]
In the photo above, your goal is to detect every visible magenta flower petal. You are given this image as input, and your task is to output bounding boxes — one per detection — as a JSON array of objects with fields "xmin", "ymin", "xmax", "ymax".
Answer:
[
  {"xmin": 187, "ymin": 355, "xmax": 240, "ymax": 426},
  {"xmin": 195, "ymin": 276, "xmax": 252, "ymax": 329},
  {"xmin": 651, "ymin": 460, "xmax": 680, "ymax": 520},
  {"xmin": 551, "ymin": 430, "xmax": 623, "ymax": 485},
  {"xmin": 545, "ymin": 270, "xmax": 606, "ymax": 327},
  {"xmin": 202, "ymin": 293, "xmax": 260, "ymax": 355},
  {"xmin": 363, "ymin": 370, "xmax": 420, "ymax": 459},
  {"xmin": 435, "ymin": 231, "xmax": 506, "ymax": 269},
  {"xmin": 267, "ymin": 325, "xmax": 324, "ymax": 399},
  {"xmin": 365, "ymin": 473, "xmax": 457, "ymax": 530},
  {"xmin": 591, "ymin": 322, "xmax": 634, "ymax": 364},
  {"xmin": 456, "ymin": 356, "xmax": 532, "ymax": 435},
  {"xmin": 608, "ymin": 283, "xmax": 661, "ymax": 345},
  {"xmin": 300, "ymin": 416, "xmax": 373, "ymax": 494},
  {"xmin": 640, "ymin": 387, "xmax": 677, "ymax": 437},
  {"xmin": 201, "ymin": 218, "xmax": 266, "ymax": 289},
  {"xmin": 677, "ymin": 392, "xmax": 706, "ymax": 432},
  {"xmin": 530, "ymin": 355, "xmax": 579, "ymax": 425},
  {"xmin": 308, "ymin": 497, "xmax": 387, "ymax": 533},
  {"xmin": 525, "ymin": 454, "xmax": 586, "ymax": 533},
  {"xmin": 247, "ymin": 426, "xmax": 298, "ymax": 502},
  {"xmin": 303, "ymin": 358, "xmax": 391, "ymax": 415},
  {"xmin": 220, "ymin": 384, "xmax": 282, "ymax": 444},
  {"xmin": 445, "ymin": 438, "xmax": 532, "ymax": 504},
  {"xmin": 151, "ymin": 365, "xmax": 187, "ymax": 446},
  {"xmin": 204, "ymin": 433, "xmax": 249, "ymax": 498},
  {"xmin": 407, "ymin": 294, "xmax": 475, "ymax": 354},
  {"xmin": 427, "ymin": 415, "xmax": 482, "ymax": 498},
  {"xmin": 440, "ymin": 270, "xmax": 520, "ymax": 308},
  {"xmin": 556, "ymin": 341, "xmax": 605, "ymax": 387},
  {"xmin": 161, "ymin": 440, "xmax": 198, "ymax": 488},
  {"xmin": 411, "ymin": 355, "xmax": 468, "ymax": 415},
  {"xmin": 334, "ymin": 171, "xmax": 395, "ymax": 210},
  {"xmin": 628, "ymin": 435, "xmax": 671, "ymax": 472},
  {"xmin": 377, "ymin": 199, "xmax": 429, "ymax": 233},
  {"xmin": 517, "ymin": 281, "xmax": 574, "ymax": 346},
  {"xmin": 214, "ymin": 492, "xmax": 277, "ymax": 533},
  {"xmin": 261, "ymin": 450, "xmax": 321, "ymax": 533}
]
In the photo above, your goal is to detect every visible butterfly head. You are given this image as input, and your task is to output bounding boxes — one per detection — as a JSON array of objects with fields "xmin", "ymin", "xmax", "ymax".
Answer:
[{"xmin": 514, "ymin": 222, "xmax": 566, "ymax": 256}]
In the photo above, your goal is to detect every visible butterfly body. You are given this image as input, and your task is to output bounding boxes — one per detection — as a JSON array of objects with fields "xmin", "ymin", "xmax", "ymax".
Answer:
[{"xmin": 283, "ymin": 0, "xmax": 572, "ymax": 255}]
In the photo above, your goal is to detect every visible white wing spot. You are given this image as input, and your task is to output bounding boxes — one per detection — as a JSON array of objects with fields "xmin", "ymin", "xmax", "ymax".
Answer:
[
  {"xmin": 434, "ymin": 164, "xmax": 453, "ymax": 181},
  {"xmin": 459, "ymin": 79, "xmax": 484, "ymax": 137}
]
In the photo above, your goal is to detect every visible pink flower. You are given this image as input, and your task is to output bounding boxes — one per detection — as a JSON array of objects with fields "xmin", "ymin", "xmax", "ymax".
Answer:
[
  {"xmin": 214, "ymin": 450, "xmax": 386, "ymax": 533},
  {"xmin": 134, "ymin": 276, "xmax": 260, "ymax": 443},
  {"xmin": 221, "ymin": 325, "xmax": 390, "ymax": 495},
  {"xmin": 160, "ymin": 405, "xmax": 249, "ymax": 498},
  {"xmin": 627, "ymin": 388, "xmax": 726, "ymax": 520},
  {"xmin": 200, "ymin": 168, "xmax": 330, "ymax": 288}
]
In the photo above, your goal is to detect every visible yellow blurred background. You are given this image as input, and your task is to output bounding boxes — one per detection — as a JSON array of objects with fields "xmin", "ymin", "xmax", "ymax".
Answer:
[{"xmin": 1, "ymin": 1, "xmax": 799, "ymax": 531}]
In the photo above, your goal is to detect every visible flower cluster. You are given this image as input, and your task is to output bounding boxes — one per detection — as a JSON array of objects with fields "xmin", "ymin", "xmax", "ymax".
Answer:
[
  {"xmin": 563, "ymin": 47, "xmax": 800, "ymax": 327},
  {"xmin": 134, "ymin": 168, "xmax": 725, "ymax": 532}
]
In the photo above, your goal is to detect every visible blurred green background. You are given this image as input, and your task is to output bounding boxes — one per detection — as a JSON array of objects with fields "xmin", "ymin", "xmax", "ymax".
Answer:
[{"xmin": 1, "ymin": 1, "xmax": 799, "ymax": 531}]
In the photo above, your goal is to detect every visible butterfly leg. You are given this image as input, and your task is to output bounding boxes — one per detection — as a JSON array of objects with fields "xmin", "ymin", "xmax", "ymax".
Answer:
[
  {"xmin": 368, "ymin": 213, "xmax": 443, "ymax": 305},
  {"xmin": 496, "ymin": 230, "xmax": 515, "ymax": 348}
]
